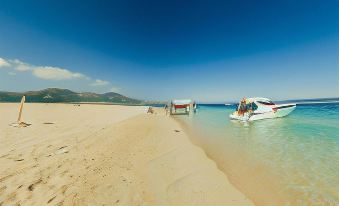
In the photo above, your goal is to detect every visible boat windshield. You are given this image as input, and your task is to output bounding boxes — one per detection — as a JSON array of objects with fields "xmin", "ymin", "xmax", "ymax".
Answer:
[{"xmin": 257, "ymin": 101, "xmax": 275, "ymax": 106}]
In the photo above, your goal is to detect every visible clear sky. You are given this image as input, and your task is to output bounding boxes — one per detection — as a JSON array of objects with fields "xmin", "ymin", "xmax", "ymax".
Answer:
[{"xmin": 0, "ymin": 0, "xmax": 338, "ymax": 102}]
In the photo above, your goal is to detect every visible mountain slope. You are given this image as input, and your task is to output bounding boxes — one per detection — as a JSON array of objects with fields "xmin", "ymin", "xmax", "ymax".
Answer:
[{"xmin": 0, "ymin": 88, "xmax": 143, "ymax": 104}]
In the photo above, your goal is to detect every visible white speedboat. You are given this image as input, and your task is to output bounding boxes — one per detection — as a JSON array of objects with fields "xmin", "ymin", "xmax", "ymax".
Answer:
[{"xmin": 229, "ymin": 97, "xmax": 296, "ymax": 121}]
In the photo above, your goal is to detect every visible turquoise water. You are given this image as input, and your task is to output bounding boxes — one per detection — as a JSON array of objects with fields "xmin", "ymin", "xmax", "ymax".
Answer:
[{"xmin": 178, "ymin": 103, "xmax": 339, "ymax": 205}]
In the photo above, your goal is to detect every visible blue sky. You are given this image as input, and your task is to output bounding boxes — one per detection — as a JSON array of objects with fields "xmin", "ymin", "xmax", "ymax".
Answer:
[{"xmin": 0, "ymin": 0, "xmax": 338, "ymax": 102}]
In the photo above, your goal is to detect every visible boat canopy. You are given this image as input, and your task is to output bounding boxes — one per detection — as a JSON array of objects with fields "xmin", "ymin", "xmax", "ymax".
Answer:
[
  {"xmin": 246, "ymin": 97, "xmax": 270, "ymax": 102},
  {"xmin": 171, "ymin": 99, "xmax": 192, "ymax": 105},
  {"xmin": 170, "ymin": 99, "xmax": 193, "ymax": 115}
]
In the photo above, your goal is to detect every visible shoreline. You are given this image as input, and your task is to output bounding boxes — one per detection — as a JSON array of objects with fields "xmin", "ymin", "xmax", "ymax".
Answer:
[
  {"xmin": 0, "ymin": 103, "xmax": 253, "ymax": 205},
  {"xmin": 173, "ymin": 114, "xmax": 287, "ymax": 206}
]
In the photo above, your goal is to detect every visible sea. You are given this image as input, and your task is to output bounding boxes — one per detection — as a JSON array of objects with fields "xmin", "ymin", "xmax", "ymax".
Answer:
[{"xmin": 175, "ymin": 102, "xmax": 339, "ymax": 205}]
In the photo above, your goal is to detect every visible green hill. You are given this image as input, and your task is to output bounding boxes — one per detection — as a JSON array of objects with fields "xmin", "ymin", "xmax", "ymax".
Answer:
[{"xmin": 0, "ymin": 88, "xmax": 143, "ymax": 104}]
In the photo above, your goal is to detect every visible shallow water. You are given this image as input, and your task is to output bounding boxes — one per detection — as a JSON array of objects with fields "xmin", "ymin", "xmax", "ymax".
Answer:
[{"xmin": 177, "ymin": 103, "xmax": 339, "ymax": 205}]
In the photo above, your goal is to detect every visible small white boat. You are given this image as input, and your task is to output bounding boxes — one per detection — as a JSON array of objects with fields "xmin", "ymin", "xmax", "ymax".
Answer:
[{"xmin": 229, "ymin": 97, "xmax": 296, "ymax": 121}]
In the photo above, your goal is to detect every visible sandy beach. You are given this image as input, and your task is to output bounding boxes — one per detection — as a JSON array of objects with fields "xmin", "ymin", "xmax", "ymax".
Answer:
[{"xmin": 0, "ymin": 103, "xmax": 253, "ymax": 206}]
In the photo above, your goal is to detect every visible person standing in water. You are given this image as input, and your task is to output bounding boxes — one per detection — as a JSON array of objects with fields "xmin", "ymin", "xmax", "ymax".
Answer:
[
  {"xmin": 193, "ymin": 102, "xmax": 197, "ymax": 113},
  {"xmin": 164, "ymin": 104, "xmax": 168, "ymax": 115},
  {"xmin": 238, "ymin": 98, "xmax": 247, "ymax": 116}
]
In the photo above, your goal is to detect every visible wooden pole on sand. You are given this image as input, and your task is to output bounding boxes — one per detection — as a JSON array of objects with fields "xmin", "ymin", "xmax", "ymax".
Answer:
[{"xmin": 17, "ymin": 95, "xmax": 25, "ymax": 123}]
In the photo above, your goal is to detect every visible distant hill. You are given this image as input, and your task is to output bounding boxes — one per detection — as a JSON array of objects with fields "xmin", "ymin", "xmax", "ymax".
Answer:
[{"xmin": 0, "ymin": 88, "xmax": 143, "ymax": 104}]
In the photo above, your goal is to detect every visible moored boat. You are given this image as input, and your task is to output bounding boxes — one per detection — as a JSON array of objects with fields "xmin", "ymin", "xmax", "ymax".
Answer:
[
  {"xmin": 229, "ymin": 97, "xmax": 296, "ymax": 121},
  {"xmin": 170, "ymin": 99, "xmax": 192, "ymax": 115}
]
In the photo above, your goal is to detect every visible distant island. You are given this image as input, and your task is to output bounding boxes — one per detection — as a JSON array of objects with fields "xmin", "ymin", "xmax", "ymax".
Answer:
[{"xmin": 0, "ymin": 88, "xmax": 144, "ymax": 105}]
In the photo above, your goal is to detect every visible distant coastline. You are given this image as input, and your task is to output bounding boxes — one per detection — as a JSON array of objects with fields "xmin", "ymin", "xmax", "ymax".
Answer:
[{"xmin": 0, "ymin": 88, "xmax": 158, "ymax": 105}]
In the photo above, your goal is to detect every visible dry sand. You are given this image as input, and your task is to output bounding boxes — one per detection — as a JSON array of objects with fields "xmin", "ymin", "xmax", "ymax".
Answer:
[{"xmin": 0, "ymin": 103, "xmax": 253, "ymax": 206}]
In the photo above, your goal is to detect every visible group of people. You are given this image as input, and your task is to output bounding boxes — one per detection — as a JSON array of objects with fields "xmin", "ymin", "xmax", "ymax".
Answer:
[{"xmin": 237, "ymin": 98, "xmax": 253, "ymax": 116}]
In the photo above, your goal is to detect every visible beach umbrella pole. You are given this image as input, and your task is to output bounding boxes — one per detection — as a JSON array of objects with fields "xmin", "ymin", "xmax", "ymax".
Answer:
[{"xmin": 17, "ymin": 96, "xmax": 25, "ymax": 123}]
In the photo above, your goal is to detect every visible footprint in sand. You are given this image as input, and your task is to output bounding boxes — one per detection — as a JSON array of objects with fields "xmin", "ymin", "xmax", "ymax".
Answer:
[
  {"xmin": 47, "ymin": 196, "xmax": 56, "ymax": 203},
  {"xmin": 0, "ymin": 185, "xmax": 7, "ymax": 194},
  {"xmin": 55, "ymin": 146, "xmax": 69, "ymax": 155},
  {"xmin": 6, "ymin": 191, "xmax": 17, "ymax": 201},
  {"xmin": 28, "ymin": 179, "xmax": 42, "ymax": 191}
]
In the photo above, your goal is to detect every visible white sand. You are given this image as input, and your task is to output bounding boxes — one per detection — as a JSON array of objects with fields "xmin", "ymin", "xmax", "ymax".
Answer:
[{"xmin": 0, "ymin": 103, "xmax": 253, "ymax": 205}]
